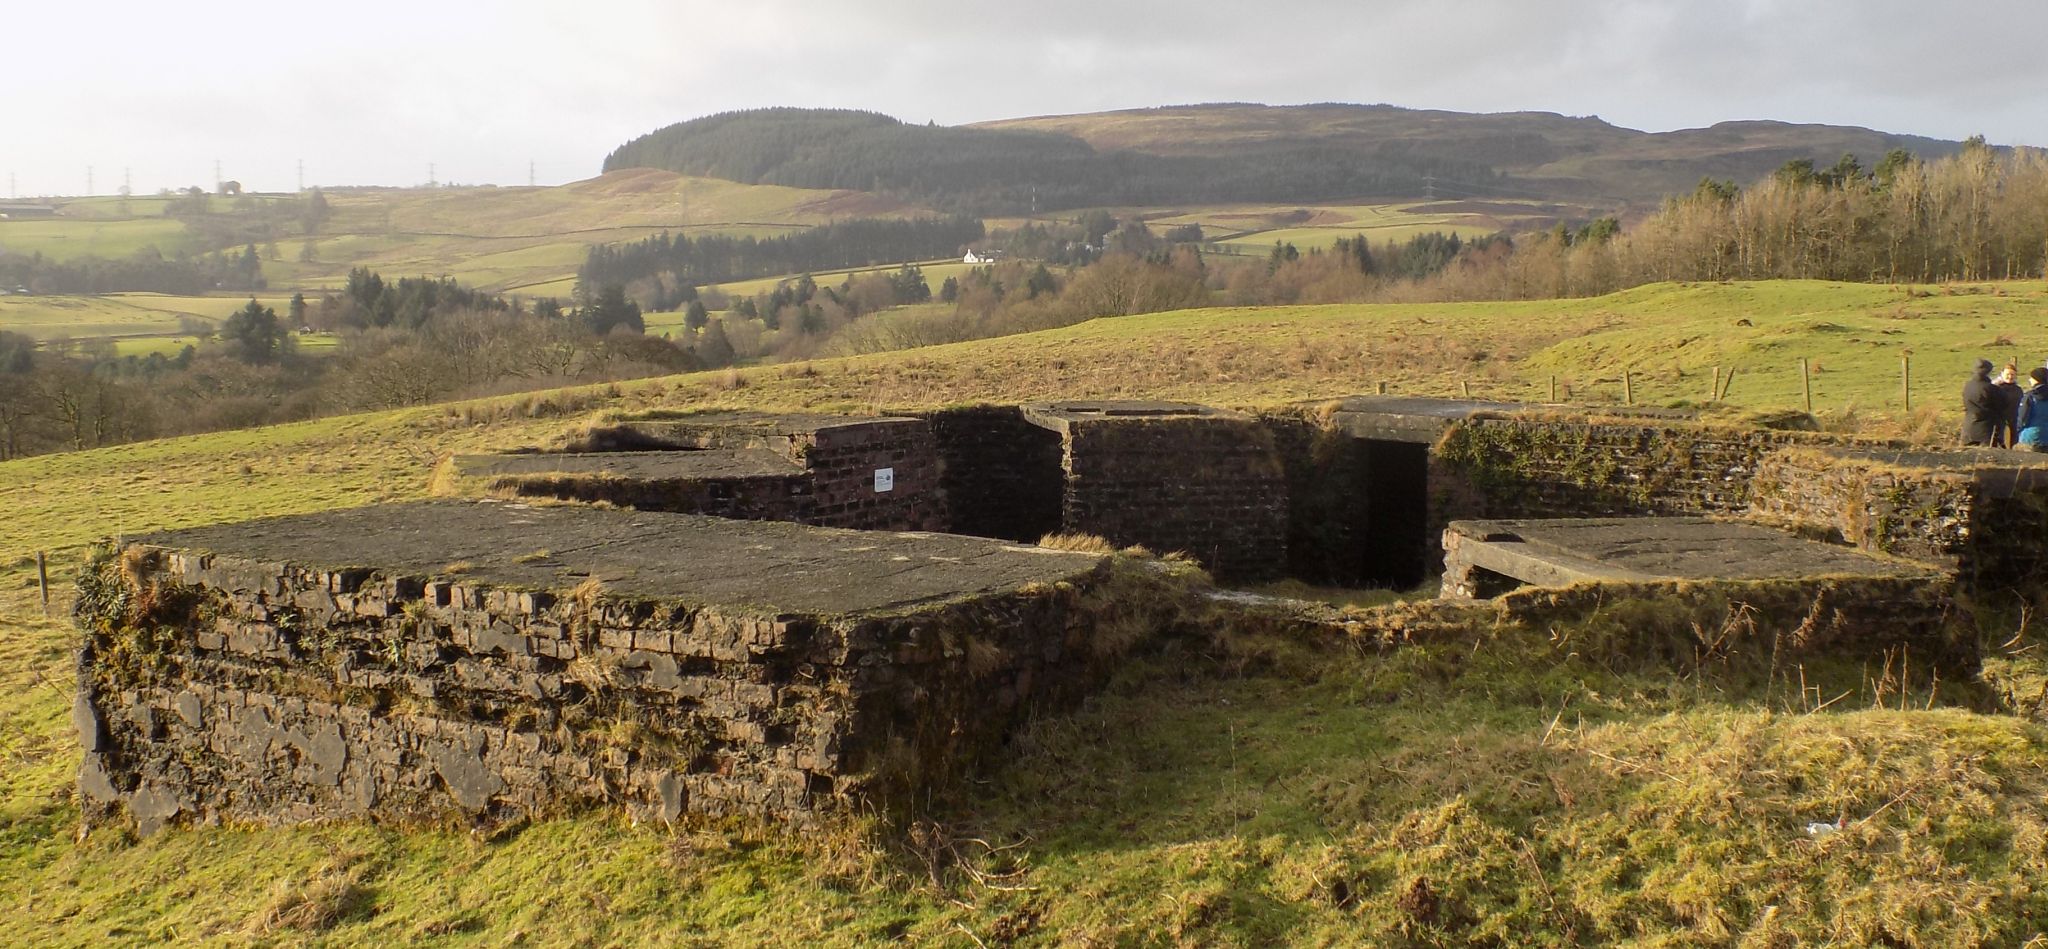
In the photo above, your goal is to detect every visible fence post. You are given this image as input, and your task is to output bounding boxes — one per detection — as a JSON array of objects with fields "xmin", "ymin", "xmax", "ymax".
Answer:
[
  {"xmin": 1719, "ymin": 369, "xmax": 1736, "ymax": 401},
  {"xmin": 1799, "ymin": 357, "xmax": 1812, "ymax": 413},
  {"xmin": 1549, "ymin": 375, "xmax": 1557, "ymax": 402},
  {"xmin": 1376, "ymin": 381, "xmax": 1388, "ymax": 395},
  {"xmin": 37, "ymin": 550, "xmax": 49, "ymax": 615},
  {"xmin": 1459, "ymin": 381, "xmax": 1471, "ymax": 399},
  {"xmin": 1712, "ymin": 366, "xmax": 1721, "ymax": 402},
  {"xmin": 1901, "ymin": 356, "xmax": 1912, "ymax": 412},
  {"xmin": 1622, "ymin": 370, "xmax": 1634, "ymax": 406}
]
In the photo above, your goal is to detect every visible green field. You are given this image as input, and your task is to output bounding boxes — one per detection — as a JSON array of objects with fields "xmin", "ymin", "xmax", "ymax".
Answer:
[
  {"xmin": 1135, "ymin": 200, "xmax": 1533, "ymax": 255},
  {"xmin": 0, "ymin": 217, "xmax": 190, "ymax": 261},
  {"xmin": 0, "ymin": 293, "xmax": 292, "ymax": 341},
  {"xmin": 4, "ymin": 279, "xmax": 2048, "ymax": 944},
  {"xmin": 711, "ymin": 259, "xmax": 979, "ymax": 299}
]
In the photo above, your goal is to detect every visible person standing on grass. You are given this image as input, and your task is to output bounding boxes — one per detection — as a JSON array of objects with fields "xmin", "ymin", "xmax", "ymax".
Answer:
[
  {"xmin": 2015, "ymin": 368, "xmax": 2048, "ymax": 451},
  {"xmin": 1962, "ymin": 358, "xmax": 2000, "ymax": 446},
  {"xmin": 1992, "ymin": 363, "xmax": 2025, "ymax": 447}
]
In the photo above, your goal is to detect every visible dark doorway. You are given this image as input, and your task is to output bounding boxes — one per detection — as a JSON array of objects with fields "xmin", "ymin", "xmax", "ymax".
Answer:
[
  {"xmin": 926, "ymin": 407, "xmax": 1066, "ymax": 542},
  {"xmin": 1359, "ymin": 439, "xmax": 1431, "ymax": 588}
]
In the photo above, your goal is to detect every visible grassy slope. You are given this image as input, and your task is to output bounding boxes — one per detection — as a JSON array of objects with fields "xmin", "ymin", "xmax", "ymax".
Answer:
[{"xmin": 4, "ymin": 280, "xmax": 2048, "ymax": 945}]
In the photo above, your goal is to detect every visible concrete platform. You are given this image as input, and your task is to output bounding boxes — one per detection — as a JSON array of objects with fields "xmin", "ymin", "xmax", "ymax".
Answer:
[
  {"xmin": 1441, "ymin": 516, "xmax": 1935, "ymax": 598},
  {"xmin": 134, "ymin": 498, "xmax": 1095, "ymax": 615},
  {"xmin": 1019, "ymin": 399, "xmax": 1240, "ymax": 432},
  {"xmin": 1319, "ymin": 395, "xmax": 1694, "ymax": 443},
  {"xmin": 78, "ymin": 500, "xmax": 1144, "ymax": 833},
  {"xmin": 445, "ymin": 449, "xmax": 803, "ymax": 482},
  {"xmin": 566, "ymin": 410, "xmax": 928, "ymax": 456}
]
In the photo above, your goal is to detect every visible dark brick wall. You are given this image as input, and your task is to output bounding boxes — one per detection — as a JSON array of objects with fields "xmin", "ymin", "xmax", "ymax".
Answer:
[
  {"xmin": 796, "ymin": 419, "xmax": 949, "ymax": 532},
  {"xmin": 1060, "ymin": 416, "xmax": 1289, "ymax": 581}
]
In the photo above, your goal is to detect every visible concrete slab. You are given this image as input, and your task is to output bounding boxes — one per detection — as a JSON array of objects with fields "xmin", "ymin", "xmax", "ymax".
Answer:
[
  {"xmin": 1325, "ymin": 396, "xmax": 1537, "ymax": 443},
  {"xmin": 135, "ymin": 499, "xmax": 1104, "ymax": 617},
  {"xmin": 1020, "ymin": 400, "xmax": 1238, "ymax": 433},
  {"xmin": 1788, "ymin": 445, "xmax": 2048, "ymax": 497},
  {"xmin": 1322, "ymin": 396, "xmax": 1693, "ymax": 443},
  {"xmin": 1442, "ymin": 516, "xmax": 1936, "ymax": 599},
  {"xmin": 446, "ymin": 449, "xmax": 803, "ymax": 482},
  {"xmin": 568, "ymin": 411, "xmax": 927, "ymax": 454}
]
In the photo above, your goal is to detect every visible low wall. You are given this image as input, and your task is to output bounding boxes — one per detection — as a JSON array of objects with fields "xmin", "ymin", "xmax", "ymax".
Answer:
[
  {"xmin": 1429, "ymin": 414, "xmax": 1855, "ymax": 521},
  {"xmin": 1749, "ymin": 447, "xmax": 2048, "ymax": 598}
]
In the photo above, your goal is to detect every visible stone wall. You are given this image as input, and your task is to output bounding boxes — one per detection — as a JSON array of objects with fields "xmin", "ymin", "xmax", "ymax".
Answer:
[
  {"xmin": 73, "ymin": 505, "xmax": 1168, "ymax": 834},
  {"xmin": 1749, "ymin": 447, "xmax": 2048, "ymax": 598},
  {"xmin": 921, "ymin": 406, "xmax": 1066, "ymax": 543},
  {"xmin": 1429, "ymin": 414, "xmax": 1861, "ymax": 522},
  {"xmin": 1491, "ymin": 574, "xmax": 1975, "ymax": 672},
  {"xmin": 1050, "ymin": 411, "xmax": 1289, "ymax": 581}
]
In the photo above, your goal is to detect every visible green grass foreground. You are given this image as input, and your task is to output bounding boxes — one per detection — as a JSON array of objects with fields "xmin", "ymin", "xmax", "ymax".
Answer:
[{"xmin": 4, "ymin": 280, "xmax": 2048, "ymax": 944}]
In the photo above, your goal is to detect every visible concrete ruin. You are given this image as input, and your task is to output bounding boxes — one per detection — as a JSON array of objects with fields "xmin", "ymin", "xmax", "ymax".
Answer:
[
  {"xmin": 74, "ymin": 500, "xmax": 1178, "ymax": 833},
  {"xmin": 76, "ymin": 395, "xmax": 2033, "ymax": 835}
]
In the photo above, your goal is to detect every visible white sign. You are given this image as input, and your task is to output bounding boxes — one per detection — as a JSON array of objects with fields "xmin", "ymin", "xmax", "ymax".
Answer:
[{"xmin": 873, "ymin": 467, "xmax": 895, "ymax": 493}]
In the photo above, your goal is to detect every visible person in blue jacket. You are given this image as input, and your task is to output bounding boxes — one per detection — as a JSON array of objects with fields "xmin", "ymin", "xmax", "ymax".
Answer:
[{"xmin": 2016, "ymin": 367, "xmax": 2048, "ymax": 451}]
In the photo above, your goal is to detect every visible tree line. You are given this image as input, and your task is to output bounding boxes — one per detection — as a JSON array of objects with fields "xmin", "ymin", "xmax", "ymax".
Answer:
[
  {"xmin": 577, "ymin": 215, "xmax": 985, "ymax": 308},
  {"xmin": 0, "ymin": 244, "xmax": 269, "ymax": 295},
  {"xmin": 0, "ymin": 271, "xmax": 698, "ymax": 461}
]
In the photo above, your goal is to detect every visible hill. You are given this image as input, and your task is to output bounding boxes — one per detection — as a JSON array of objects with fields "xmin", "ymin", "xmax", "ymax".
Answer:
[
  {"xmin": 979, "ymin": 103, "xmax": 1967, "ymax": 209},
  {"xmin": 605, "ymin": 104, "xmax": 1971, "ymax": 215},
  {"xmin": 5, "ymin": 280, "xmax": 2048, "ymax": 943}
]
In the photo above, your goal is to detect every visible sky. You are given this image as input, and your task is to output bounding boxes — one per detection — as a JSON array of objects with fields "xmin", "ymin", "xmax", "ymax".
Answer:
[{"xmin": 5, "ymin": 0, "xmax": 2045, "ymax": 197}]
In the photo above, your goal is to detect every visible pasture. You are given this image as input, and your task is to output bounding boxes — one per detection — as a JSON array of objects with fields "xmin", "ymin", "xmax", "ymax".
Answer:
[
  {"xmin": 0, "ymin": 293, "xmax": 288, "ymax": 341},
  {"xmin": 1143, "ymin": 200, "xmax": 1539, "ymax": 255}
]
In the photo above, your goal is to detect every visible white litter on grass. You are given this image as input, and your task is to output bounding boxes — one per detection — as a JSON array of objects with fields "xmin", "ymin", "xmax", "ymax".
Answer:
[{"xmin": 1805, "ymin": 821, "xmax": 1842, "ymax": 837}]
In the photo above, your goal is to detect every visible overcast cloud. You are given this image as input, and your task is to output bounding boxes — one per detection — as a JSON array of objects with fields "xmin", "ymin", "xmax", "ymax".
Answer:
[{"xmin": 5, "ymin": 0, "xmax": 2044, "ymax": 196}]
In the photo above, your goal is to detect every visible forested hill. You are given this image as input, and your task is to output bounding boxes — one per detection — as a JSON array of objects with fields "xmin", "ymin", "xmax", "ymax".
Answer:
[
  {"xmin": 603, "ymin": 104, "xmax": 1972, "ymax": 214},
  {"xmin": 600, "ymin": 108, "xmax": 1496, "ymax": 215}
]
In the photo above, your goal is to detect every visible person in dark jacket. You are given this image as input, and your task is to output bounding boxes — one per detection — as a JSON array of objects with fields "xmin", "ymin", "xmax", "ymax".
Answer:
[
  {"xmin": 2016, "ymin": 367, "xmax": 2048, "ymax": 451},
  {"xmin": 1962, "ymin": 358, "xmax": 1999, "ymax": 445},
  {"xmin": 1991, "ymin": 363, "xmax": 2025, "ymax": 447}
]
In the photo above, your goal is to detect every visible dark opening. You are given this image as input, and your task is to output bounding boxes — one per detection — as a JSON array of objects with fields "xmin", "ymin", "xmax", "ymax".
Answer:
[
  {"xmin": 1358, "ymin": 439, "xmax": 1432, "ymax": 588},
  {"xmin": 925, "ymin": 406, "xmax": 1066, "ymax": 542},
  {"xmin": 1464, "ymin": 565, "xmax": 1526, "ymax": 599}
]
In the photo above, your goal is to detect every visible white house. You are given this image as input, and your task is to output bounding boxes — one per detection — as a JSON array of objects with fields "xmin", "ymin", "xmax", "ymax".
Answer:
[{"xmin": 962, "ymin": 249, "xmax": 1004, "ymax": 264}]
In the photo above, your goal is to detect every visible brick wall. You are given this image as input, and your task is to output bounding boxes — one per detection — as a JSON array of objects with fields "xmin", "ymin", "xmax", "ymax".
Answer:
[
  {"xmin": 1059, "ymin": 416, "xmax": 1289, "ymax": 581},
  {"xmin": 487, "ymin": 473, "xmax": 816, "ymax": 523},
  {"xmin": 796, "ymin": 419, "xmax": 949, "ymax": 532}
]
